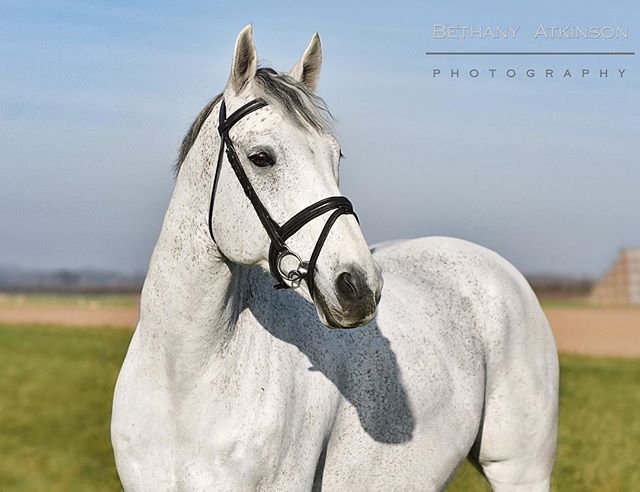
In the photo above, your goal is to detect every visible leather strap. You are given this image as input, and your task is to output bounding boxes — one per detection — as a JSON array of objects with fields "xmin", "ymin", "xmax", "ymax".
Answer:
[
  {"xmin": 267, "ymin": 197, "xmax": 357, "ymax": 292},
  {"xmin": 208, "ymin": 98, "xmax": 357, "ymax": 296}
]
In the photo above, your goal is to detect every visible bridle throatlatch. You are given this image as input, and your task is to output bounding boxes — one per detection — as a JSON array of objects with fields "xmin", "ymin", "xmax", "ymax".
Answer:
[{"xmin": 208, "ymin": 98, "xmax": 357, "ymax": 297}]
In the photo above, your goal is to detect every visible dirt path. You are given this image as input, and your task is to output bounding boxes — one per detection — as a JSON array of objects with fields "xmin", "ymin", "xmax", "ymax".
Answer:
[
  {"xmin": 0, "ymin": 306, "xmax": 137, "ymax": 329},
  {"xmin": 544, "ymin": 308, "xmax": 639, "ymax": 358},
  {"xmin": 0, "ymin": 305, "xmax": 638, "ymax": 358}
]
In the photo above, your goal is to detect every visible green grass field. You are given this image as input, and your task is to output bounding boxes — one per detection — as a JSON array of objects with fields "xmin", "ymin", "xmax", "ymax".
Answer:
[{"xmin": 0, "ymin": 324, "xmax": 638, "ymax": 491}]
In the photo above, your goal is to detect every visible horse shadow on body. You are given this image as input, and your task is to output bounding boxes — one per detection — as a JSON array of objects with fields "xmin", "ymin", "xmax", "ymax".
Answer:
[{"xmin": 244, "ymin": 268, "xmax": 415, "ymax": 445}]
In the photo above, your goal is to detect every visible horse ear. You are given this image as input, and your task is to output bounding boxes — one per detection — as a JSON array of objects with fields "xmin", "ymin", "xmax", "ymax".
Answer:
[
  {"xmin": 229, "ymin": 24, "xmax": 258, "ymax": 94},
  {"xmin": 290, "ymin": 33, "xmax": 322, "ymax": 92}
]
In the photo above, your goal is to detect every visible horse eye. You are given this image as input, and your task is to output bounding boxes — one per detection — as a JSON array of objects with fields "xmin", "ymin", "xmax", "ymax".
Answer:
[{"xmin": 248, "ymin": 151, "xmax": 275, "ymax": 168}]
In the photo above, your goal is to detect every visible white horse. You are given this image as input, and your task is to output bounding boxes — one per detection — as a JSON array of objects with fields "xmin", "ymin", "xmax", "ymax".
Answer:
[{"xmin": 112, "ymin": 26, "xmax": 558, "ymax": 491}]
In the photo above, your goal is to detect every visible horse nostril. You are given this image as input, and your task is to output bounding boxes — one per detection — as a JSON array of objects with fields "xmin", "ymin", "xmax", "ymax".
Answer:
[{"xmin": 336, "ymin": 271, "xmax": 363, "ymax": 303}]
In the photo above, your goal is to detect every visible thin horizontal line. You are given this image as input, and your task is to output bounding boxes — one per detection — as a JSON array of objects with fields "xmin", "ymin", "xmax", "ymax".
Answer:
[{"xmin": 425, "ymin": 51, "xmax": 635, "ymax": 56}]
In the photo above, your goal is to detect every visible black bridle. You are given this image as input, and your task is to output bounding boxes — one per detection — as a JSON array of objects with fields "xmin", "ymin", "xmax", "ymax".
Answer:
[{"xmin": 208, "ymin": 98, "xmax": 357, "ymax": 296}]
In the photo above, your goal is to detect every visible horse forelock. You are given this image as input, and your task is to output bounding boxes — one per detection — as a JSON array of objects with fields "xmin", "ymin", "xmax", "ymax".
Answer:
[{"xmin": 174, "ymin": 67, "xmax": 332, "ymax": 176}]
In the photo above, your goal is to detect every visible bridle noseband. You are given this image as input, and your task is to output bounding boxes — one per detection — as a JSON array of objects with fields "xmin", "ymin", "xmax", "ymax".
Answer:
[{"xmin": 208, "ymin": 98, "xmax": 357, "ymax": 296}]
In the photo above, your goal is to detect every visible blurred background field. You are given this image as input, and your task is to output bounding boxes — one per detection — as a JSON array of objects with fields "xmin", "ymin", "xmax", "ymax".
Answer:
[
  {"xmin": 0, "ymin": 265, "xmax": 638, "ymax": 491},
  {"xmin": 0, "ymin": 291, "xmax": 607, "ymax": 311},
  {"xmin": 0, "ymin": 324, "xmax": 127, "ymax": 491},
  {"xmin": 0, "ymin": 293, "xmax": 138, "ymax": 308},
  {"xmin": 0, "ymin": 284, "xmax": 638, "ymax": 492},
  {"xmin": 0, "ymin": 291, "xmax": 603, "ymax": 310},
  {"xmin": 1, "ymin": 289, "xmax": 638, "ymax": 358},
  {"xmin": 0, "ymin": 322, "xmax": 638, "ymax": 491}
]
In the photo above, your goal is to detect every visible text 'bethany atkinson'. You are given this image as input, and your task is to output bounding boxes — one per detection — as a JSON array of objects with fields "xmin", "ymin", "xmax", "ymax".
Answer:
[{"xmin": 432, "ymin": 25, "xmax": 630, "ymax": 39}]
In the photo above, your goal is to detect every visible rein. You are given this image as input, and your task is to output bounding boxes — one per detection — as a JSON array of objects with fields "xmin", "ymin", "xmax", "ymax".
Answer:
[{"xmin": 208, "ymin": 98, "xmax": 357, "ymax": 296}]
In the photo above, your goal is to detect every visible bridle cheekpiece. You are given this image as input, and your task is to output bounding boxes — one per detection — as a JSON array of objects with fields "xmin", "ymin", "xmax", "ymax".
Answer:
[{"xmin": 208, "ymin": 98, "xmax": 357, "ymax": 297}]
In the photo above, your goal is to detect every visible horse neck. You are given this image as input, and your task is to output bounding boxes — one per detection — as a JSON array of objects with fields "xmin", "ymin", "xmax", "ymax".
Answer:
[{"xmin": 138, "ymin": 127, "xmax": 244, "ymax": 379}]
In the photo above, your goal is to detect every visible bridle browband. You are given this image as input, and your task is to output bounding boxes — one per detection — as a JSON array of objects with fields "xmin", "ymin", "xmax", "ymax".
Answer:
[{"xmin": 208, "ymin": 98, "xmax": 357, "ymax": 296}]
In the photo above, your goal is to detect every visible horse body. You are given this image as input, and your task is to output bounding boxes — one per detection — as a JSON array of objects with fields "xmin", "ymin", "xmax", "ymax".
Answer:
[
  {"xmin": 113, "ymin": 235, "xmax": 557, "ymax": 491},
  {"xmin": 112, "ymin": 26, "xmax": 558, "ymax": 491}
]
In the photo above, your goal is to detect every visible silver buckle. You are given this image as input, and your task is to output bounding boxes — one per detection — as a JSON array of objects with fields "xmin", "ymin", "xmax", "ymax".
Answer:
[{"xmin": 277, "ymin": 250, "xmax": 308, "ymax": 288}]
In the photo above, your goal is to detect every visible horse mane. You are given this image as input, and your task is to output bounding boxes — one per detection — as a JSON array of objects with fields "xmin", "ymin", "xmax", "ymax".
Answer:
[{"xmin": 174, "ymin": 67, "xmax": 332, "ymax": 176}]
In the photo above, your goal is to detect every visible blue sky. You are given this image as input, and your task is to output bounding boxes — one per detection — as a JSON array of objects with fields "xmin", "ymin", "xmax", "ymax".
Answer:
[{"xmin": 1, "ymin": 0, "xmax": 638, "ymax": 277}]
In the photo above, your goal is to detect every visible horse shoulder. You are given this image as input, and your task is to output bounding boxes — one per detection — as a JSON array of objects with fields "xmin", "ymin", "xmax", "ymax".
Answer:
[
  {"xmin": 373, "ymin": 236, "xmax": 558, "ymax": 401},
  {"xmin": 373, "ymin": 236, "xmax": 559, "ymax": 473},
  {"xmin": 373, "ymin": 235, "xmax": 551, "ymax": 345}
]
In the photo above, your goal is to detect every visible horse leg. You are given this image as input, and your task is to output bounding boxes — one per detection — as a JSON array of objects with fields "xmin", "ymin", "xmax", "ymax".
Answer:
[
  {"xmin": 469, "ymin": 302, "xmax": 559, "ymax": 491},
  {"xmin": 311, "ymin": 443, "xmax": 327, "ymax": 492}
]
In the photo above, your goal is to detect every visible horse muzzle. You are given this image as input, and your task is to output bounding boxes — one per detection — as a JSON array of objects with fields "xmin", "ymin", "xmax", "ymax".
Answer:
[{"xmin": 313, "ymin": 265, "xmax": 382, "ymax": 329}]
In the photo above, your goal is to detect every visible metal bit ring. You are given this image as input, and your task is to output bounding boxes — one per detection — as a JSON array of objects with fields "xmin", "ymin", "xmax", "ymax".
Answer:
[{"xmin": 277, "ymin": 250, "xmax": 307, "ymax": 288}]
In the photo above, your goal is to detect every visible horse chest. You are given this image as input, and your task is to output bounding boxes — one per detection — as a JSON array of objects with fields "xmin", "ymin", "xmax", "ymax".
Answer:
[{"xmin": 167, "ymin": 346, "xmax": 337, "ymax": 488}]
